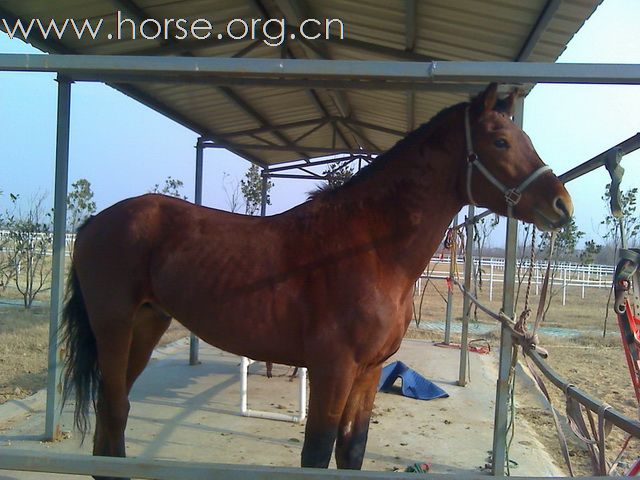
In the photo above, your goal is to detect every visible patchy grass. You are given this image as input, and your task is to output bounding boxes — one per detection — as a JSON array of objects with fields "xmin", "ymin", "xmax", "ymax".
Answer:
[{"xmin": 0, "ymin": 304, "xmax": 189, "ymax": 404}]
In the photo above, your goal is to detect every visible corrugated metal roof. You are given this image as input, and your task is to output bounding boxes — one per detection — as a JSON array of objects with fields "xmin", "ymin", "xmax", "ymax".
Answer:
[{"xmin": 0, "ymin": 0, "xmax": 602, "ymax": 166}]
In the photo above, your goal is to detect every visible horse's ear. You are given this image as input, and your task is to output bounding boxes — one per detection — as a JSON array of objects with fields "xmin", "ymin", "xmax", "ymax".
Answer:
[
  {"xmin": 482, "ymin": 83, "xmax": 499, "ymax": 112},
  {"xmin": 504, "ymin": 89, "xmax": 520, "ymax": 116}
]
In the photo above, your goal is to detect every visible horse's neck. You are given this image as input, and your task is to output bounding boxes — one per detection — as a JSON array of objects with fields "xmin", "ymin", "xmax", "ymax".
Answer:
[{"xmin": 348, "ymin": 143, "xmax": 464, "ymax": 281}]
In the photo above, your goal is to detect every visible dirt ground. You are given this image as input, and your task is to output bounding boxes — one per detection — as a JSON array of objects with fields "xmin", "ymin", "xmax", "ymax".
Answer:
[
  {"xmin": 0, "ymin": 266, "xmax": 639, "ymax": 476},
  {"xmin": 407, "ymin": 267, "xmax": 639, "ymax": 477}
]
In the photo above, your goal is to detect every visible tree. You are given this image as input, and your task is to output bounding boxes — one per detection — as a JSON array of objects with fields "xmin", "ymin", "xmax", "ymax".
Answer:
[
  {"xmin": 240, "ymin": 164, "xmax": 273, "ymax": 215},
  {"xmin": 5, "ymin": 193, "xmax": 53, "ymax": 308},
  {"xmin": 149, "ymin": 176, "xmax": 188, "ymax": 200},
  {"xmin": 538, "ymin": 218, "xmax": 585, "ymax": 318},
  {"xmin": 472, "ymin": 213, "xmax": 499, "ymax": 290},
  {"xmin": 0, "ymin": 190, "xmax": 14, "ymax": 292},
  {"xmin": 221, "ymin": 172, "xmax": 242, "ymax": 213},
  {"xmin": 471, "ymin": 213, "xmax": 499, "ymax": 320},
  {"xmin": 322, "ymin": 163, "xmax": 355, "ymax": 189},
  {"xmin": 67, "ymin": 178, "xmax": 96, "ymax": 233},
  {"xmin": 578, "ymin": 239, "xmax": 602, "ymax": 265},
  {"xmin": 539, "ymin": 217, "xmax": 584, "ymax": 260}
]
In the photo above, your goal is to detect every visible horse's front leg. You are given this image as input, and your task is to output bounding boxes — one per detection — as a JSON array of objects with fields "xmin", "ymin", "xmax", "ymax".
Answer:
[
  {"xmin": 335, "ymin": 365, "xmax": 382, "ymax": 469},
  {"xmin": 301, "ymin": 362, "xmax": 357, "ymax": 468}
]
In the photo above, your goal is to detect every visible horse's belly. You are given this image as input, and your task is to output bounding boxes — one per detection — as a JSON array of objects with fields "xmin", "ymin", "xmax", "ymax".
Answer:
[{"xmin": 166, "ymin": 293, "xmax": 307, "ymax": 367}]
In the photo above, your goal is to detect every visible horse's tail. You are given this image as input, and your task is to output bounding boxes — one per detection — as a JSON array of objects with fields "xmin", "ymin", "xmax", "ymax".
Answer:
[{"xmin": 60, "ymin": 263, "xmax": 99, "ymax": 442}]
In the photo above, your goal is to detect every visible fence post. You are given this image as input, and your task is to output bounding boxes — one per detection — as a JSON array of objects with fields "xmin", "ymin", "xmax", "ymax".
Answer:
[
  {"xmin": 45, "ymin": 75, "xmax": 72, "ymax": 441},
  {"xmin": 562, "ymin": 266, "xmax": 567, "ymax": 306},
  {"xmin": 489, "ymin": 262, "xmax": 494, "ymax": 301}
]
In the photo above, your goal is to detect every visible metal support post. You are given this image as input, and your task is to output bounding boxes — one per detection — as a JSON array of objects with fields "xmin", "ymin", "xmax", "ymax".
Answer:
[
  {"xmin": 45, "ymin": 75, "xmax": 72, "ymax": 441},
  {"xmin": 458, "ymin": 206, "xmax": 474, "ymax": 386},
  {"xmin": 260, "ymin": 169, "xmax": 269, "ymax": 217},
  {"xmin": 444, "ymin": 214, "xmax": 458, "ymax": 344},
  {"xmin": 189, "ymin": 138, "xmax": 204, "ymax": 366},
  {"xmin": 491, "ymin": 217, "xmax": 519, "ymax": 475},
  {"xmin": 491, "ymin": 96, "xmax": 524, "ymax": 476}
]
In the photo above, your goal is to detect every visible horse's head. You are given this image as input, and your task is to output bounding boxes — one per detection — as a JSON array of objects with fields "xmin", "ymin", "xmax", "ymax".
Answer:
[{"xmin": 461, "ymin": 83, "xmax": 573, "ymax": 231}]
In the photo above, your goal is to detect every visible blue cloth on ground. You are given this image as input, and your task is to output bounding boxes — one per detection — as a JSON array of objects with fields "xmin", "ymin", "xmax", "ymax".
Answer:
[{"xmin": 377, "ymin": 361, "xmax": 448, "ymax": 400}]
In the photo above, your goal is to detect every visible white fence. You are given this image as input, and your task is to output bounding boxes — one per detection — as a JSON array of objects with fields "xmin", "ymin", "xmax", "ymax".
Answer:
[
  {"xmin": 0, "ymin": 229, "xmax": 75, "ymax": 257},
  {"xmin": 418, "ymin": 255, "xmax": 615, "ymax": 306}
]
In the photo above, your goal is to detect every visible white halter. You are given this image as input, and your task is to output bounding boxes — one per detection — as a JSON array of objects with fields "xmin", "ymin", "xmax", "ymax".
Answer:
[{"xmin": 464, "ymin": 106, "xmax": 552, "ymax": 218}]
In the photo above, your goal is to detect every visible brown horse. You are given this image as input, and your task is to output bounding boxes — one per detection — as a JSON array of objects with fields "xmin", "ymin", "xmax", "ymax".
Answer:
[{"xmin": 60, "ymin": 84, "xmax": 573, "ymax": 479}]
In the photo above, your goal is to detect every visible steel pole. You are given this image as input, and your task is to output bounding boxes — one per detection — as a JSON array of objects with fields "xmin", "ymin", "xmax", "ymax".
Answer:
[
  {"xmin": 260, "ymin": 170, "xmax": 269, "ymax": 217},
  {"xmin": 458, "ymin": 206, "xmax": 474, "ymax": 386},
  {"xmin": 189, "ymin": 138, "xmax": 204, "ymax": 366},
  {"xmin": 45, "ymin": 75, "xmax": 72, "ymax": 441},
  {"xmin": 491, "ymin": 97, "xmax": 523, "ymax": 476},
  {"xmin": 444, "ymin": 214, "xmax": 458, "ymax": 344}
]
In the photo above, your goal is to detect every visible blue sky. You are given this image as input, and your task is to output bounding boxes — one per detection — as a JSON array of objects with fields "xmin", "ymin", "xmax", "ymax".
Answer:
[{"xmin": 1, "ymin": 0, "xmax": 639, "ymax": 246}]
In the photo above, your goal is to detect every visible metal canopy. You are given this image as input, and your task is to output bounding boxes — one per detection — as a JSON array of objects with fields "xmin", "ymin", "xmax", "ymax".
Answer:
[{"xmin": 0, "ymin": 0, "xmax": 603, "ymax": 166}]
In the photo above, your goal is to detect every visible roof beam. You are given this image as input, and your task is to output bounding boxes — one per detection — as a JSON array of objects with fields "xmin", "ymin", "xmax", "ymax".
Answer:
[
  {"xmin": 219, "ymin": 117, "xmax": 332, "ymax": 139},
  {"xmin": 272, "ymin": 0, "xmax": 380, "ymax": 151},
  {"xmin": 515, "ymin": 0, "xmax": 561, "ymax": 62},
  {"xmin": 5, "ymin": 55, "xmax": 640, "ymax": 85},
  {"xmin": 405, "ymin": 0, "xmax": 417, "ymax": 52},
  {"xmin": 267, "ymin": 154, "xmax": 370, "ymax": 173},
  {"xmin": 204, "ymin": 142, "xmax": 379, "ymax": 155},
  {"xmin": 260, "ymin": 0, "xmax": 354, "ymax": 151},
  {"xmin": 217, "ymin": 86, "xmax": 310, "ymax": 160},
  {"xmin": 57, "ymin": 72, "xmax": 490, "ymax": 92}
]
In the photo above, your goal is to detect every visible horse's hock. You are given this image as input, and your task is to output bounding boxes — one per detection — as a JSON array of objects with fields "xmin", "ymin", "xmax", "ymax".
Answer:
[{"xmin": 0, "ymin": 337, "xmax": 562, "ymax": 477}]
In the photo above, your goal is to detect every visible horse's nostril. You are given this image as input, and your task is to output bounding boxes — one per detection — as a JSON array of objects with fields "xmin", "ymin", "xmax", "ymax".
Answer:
[{"xmin": 554, "ymin": 197, "xmax": 571, "ymax": 218}]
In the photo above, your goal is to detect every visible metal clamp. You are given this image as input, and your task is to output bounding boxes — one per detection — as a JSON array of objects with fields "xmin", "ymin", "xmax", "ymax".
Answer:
[
  {"xmin": 504, "ymin": 189, "xmax": 522, "ymax": 206},
  {"xmin": 604, "ymin": 148, "xmax": 624, "ymax": 219},
  {"xmin": 613, "ymin": 248, "xmax": 640, "ymax": 314}
]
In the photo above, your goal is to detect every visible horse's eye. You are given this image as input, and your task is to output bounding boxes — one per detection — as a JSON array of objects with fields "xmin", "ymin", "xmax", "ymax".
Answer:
[{"xmin": 494, "ymin": 139, "xmax": 509, "ymax": 149}]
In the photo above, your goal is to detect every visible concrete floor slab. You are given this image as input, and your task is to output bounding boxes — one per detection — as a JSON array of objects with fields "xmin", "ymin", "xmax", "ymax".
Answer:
[{"xmin": 0, "ymin": 338, "xmax": 561, "ymax": 478}]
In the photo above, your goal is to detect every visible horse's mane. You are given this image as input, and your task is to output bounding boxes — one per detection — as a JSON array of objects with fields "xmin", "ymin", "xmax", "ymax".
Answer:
[{"xmin": 308, "ymin": 92, "xmax": 513, "ymax": 200}]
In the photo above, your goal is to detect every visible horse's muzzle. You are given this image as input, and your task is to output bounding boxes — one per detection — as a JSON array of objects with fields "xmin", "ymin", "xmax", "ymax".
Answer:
[{"xmin": 533, "ymin": 194, "xmax": 574, "ymax": 231}]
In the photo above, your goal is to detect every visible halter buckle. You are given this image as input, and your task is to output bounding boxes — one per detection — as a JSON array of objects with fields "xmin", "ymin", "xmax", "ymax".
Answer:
[
  {"xmin": 504, "ymin": 189, "xmax": 521, "ymax": 206},
  {"xmin": 467, "ymin": 152, "xmax": 478, "ymax": 163}
]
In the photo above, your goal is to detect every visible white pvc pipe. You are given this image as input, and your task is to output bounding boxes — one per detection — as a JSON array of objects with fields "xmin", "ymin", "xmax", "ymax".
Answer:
[
  {"xmin": 299, "ymin": 367, "xmax": 307, "ymax": 422},
  {"xmin": 240, "ymin": 356, "xmax": 250, "ymax": 415},
  {"xmin": 240, "ymin": 356, "xmax": 307, "ymax": 423}
]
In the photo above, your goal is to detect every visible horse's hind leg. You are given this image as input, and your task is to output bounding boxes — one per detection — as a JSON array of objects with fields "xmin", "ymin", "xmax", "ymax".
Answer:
[
  {"xmin": 91, "ymin": 318, "xmax": 133, "ymax": 480},
  {"xmin": 125, "ymin": 304, "xmax": 171, "ymax": 392},
  {"xmin": 92, "ymin": 305, "xmax": 170, "ymax": 480},
  {"xmin": 335, "ymin": 365, "xmax": 382, "ymax": 469}
]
